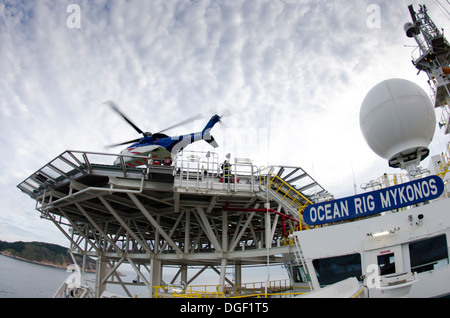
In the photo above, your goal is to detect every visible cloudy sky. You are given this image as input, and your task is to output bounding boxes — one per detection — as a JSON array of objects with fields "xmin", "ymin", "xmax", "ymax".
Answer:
[{"xmin": 1, "ymin": 0, "xmax": 449, "ymax": 247}]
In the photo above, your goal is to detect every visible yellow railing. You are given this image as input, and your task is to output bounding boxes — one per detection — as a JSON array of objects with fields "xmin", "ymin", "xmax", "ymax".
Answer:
[
  {"xmin": 153, "ymin": 279, "xmax": 294, "ymax": 298},
  {"xmin": 377, "ymin": 173, "xmax": 405, "ymax": 188},
  {"xmin": 231, "ymin": 292, "xmax": 307, "ymax": 298},
  {"xmin": 153, "ymin": 285, "xmax": 225, "ymax": 298},
  {"xmin": 224, "ymin": 279, "xmax": 293, "ymax": 296},
  {"xmin": 352, "ymin": 288, "xmax": 366, "ymax": 298},
  {"xmin": 152, "ymin": 284, "xmax": 363, "ymax": 298},
  {"xmin": 259, "ymin": 168, "xmax": 313, "ymax": 230},
  {"xmin": 438, "ymin": 141, "xmax": 450, "ymax": 178},
  {"xmin": 266, "ymin": 171, "xmax": 313, "ymax": 208}
]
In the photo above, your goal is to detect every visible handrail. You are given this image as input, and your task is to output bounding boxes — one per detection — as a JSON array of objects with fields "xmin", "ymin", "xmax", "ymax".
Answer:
[
  {"xmin": 173, "ymin": 151, "xmax": 261, "ymax": 192},
  {"xmin": 153, "ymin": 279, "xmax": 294, "ymax": 298},
  {"xmin": 230, "ymin": 292, "xmax": 307, "ymax": 298},
  {"xmin": 260, "ymin": 168, "xmax": 313, "ymax": 207},
  {"xmin": 17, "ymin": 149, "xmax": 152, "ymax": 198},
  {"xmin": 259, "ymin": 168, "xmax": 313, "ymax": 234},
  {"xmin": 352, "ymin": 288, "xmax": 366, "ymax": 298}
]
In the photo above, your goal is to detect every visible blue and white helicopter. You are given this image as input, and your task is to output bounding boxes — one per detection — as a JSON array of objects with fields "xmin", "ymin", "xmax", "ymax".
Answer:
[{"xmin": 104, "ymin": 101, "xmax": 222, "ymax": 167}]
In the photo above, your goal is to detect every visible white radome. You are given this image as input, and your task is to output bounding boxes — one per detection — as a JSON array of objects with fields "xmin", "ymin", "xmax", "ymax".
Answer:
[{"xmin": 360, "ymin": 78, "xmax": 436, "ymax": 166}]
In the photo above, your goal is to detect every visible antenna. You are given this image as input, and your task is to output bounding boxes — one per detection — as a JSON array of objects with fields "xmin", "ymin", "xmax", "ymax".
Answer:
[
  {"xmin": 360, "ymin": 79, "xmax": 436, "ymax": 179},
  {"xmin": 405, "ymin": 4, "xmax": 450, "ymax": 110},
  {"xmin": 351, "ymin": 163, "xmax": 357, "ymax": 195}
]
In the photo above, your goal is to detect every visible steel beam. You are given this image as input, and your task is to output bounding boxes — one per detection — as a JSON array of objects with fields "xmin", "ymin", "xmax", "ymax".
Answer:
[
  {"xmin": 127, "ymin": 193, "xmax": 182, "ymax": 254},
  {"xmin": 195, "ymin": 207, "xmax": 222, "ymax": 252},
  {"xmin": 99, "ymin": 196, "xmax": 153, "ymax": 255}
]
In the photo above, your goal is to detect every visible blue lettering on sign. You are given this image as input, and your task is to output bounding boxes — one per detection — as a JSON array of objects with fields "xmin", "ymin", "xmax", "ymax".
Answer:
[{"xmin": 303, "ymin": 175, "xmax": 444, "ymax": 226}]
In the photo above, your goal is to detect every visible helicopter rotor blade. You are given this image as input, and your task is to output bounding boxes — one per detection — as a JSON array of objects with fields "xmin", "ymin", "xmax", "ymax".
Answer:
[
  {"xmin": 104, "ymin": 100, "xmax": 146, "ymax": 136},
  {"xmin": 106, "ymin": 137, "xmax": 142, "ymax": 148},
  {"xmin": 157, "ymin": 114, "xmax": 203, "ymax": 134},
  {"xmin": 220, "ymin": 109, "xmax": 230, "ymax": 119}
]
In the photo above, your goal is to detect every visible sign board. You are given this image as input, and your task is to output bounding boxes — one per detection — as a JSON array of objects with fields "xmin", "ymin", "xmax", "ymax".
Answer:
[{"xmin": 303, "ymin": 175, "xmax": 445, "ymax": 226}]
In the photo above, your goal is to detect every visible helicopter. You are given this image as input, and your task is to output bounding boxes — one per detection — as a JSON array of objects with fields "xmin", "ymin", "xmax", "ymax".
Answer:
[{"xmin": 104, "ymin": 101, "xmax": 222, "ymax": 167}]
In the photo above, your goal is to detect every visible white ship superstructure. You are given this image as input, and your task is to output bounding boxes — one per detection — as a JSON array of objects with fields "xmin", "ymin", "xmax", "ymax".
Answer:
[{"xmin": 284, "ymin": 4, "xmax": 450, "ymax": 298}]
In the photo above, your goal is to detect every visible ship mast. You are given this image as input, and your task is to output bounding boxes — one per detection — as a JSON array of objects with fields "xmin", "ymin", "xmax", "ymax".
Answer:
[{"xmin": 405, "ymin": 4, "xmax": 450, "ymax": 132}]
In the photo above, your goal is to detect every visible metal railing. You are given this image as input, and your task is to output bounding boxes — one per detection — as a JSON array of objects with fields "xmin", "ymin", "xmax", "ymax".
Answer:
[
  {"xmin": 259, "ymin": 168, "xmax": 314, "ymax": 232},
  {"xmin": 152, "ymin": 279, "xmax": 299, "ymax": 298},
  {"xmin": 173, "ymin": 151, "xmax": 260, "ymax": 193},
  {"xmin": 263, "ymin": 169, "xmax": 313, "ymax": 208},
  {"xmin": 17, "ymin": 149, "xmax": 152, "ymax": 198}
]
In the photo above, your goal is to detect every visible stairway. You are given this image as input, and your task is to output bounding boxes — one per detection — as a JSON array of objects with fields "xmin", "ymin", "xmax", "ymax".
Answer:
[
  {"xmin": 260, "ymin": 166, "xmax": 331, "ymax": 229},
  {"xmin": 291, "ymin": 233, "xmax": 313, "ymax": 291}
]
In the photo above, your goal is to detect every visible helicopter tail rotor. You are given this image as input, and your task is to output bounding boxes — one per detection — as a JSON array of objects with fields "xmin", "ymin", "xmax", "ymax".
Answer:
[
  {"xmin": 219, "ymin": 109, "xmax": 230, "ymax": 119},
  {"xmin": 202, "ymin": 109, "xmax": 231, "ymax": 147}
]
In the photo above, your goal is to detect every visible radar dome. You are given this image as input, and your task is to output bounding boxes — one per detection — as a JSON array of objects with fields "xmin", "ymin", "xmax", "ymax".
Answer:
[{"xmin": 359, "ymin": 78, "xmax": 436, "ymax": 169}]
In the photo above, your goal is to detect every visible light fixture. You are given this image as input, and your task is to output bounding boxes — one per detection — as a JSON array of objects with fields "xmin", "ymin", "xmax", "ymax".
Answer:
[
  {"xmin": 371, "ymin": 230, "xmax": 390, "ymax": 237},
  {"xmin": 367, "ymin": 227, "xmax": 400, "ymax": 237}
]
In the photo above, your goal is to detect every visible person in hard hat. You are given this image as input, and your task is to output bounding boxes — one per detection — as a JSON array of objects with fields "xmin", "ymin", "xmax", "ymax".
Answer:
[{"xmin": 221, "ymin": 160, "xmax": 232, "ymax": 183}]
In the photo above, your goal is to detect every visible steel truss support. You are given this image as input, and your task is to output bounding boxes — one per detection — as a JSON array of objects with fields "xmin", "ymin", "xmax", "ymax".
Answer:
[
  {"xmin": 30, "ymin": 179, "xmax": 298, "ymax": 297},
  {"xmin": 40, "ymin": 193, "xmax": 294, "ymax": 297},
  {"xmin": 128, "ymin": 193, "xmax": 182, "ymax": 254}
]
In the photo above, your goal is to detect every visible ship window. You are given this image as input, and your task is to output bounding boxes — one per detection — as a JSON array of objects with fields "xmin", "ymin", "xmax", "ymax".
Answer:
[
  {"xmin": 377, "ymin": 253, "xmax": 396, "ymax": 275},
  {"xmin": 313, "ymin": 253, "xmax": 362, "ymax": 287},
  {"xmin": 288, "ymin": 265, "xmax": 308, "ymax": 283},
  {"xmin": 409, "ymin": 234, "xmax": 449, "ymax": 274}
]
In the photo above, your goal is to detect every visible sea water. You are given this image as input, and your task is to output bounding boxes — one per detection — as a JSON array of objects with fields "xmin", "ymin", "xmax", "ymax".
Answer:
[
  {"xmin": 0, "ymin": 254, "xmax": 148, "ymax": 298},
  {"xmin": 0, "ymin": 254, "xmax": 71, "ymax": 298},
  {"xmin": 0, "ymin": 254, "xmax": 288, "ymax": 298}
]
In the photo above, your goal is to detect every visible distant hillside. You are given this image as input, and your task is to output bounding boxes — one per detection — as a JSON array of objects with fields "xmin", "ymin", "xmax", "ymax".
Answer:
[{"xmin": 0, "ymin": 240, "xmax": 96, "ymax": 271}]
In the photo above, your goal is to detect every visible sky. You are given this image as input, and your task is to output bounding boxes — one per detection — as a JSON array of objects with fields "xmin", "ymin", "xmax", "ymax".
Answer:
[{"xmin": 1, "ymin": 0, "xmax": 449, "ymax": 248}]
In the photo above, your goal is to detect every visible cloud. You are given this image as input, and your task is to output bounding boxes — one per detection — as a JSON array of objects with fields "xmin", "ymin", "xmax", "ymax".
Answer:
[{"xmin": 0, "ymin": 0, "xmax": 448, "ymax": 246}]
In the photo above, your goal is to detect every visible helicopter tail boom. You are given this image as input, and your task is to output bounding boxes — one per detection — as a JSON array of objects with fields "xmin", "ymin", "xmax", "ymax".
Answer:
[
  {"xmin": 202, "ymin": 115, "xmax": 221, "ymax": 134},
  {"xmin": 201, "ymin": 114, "xmax": 221, "ymax": 148}
]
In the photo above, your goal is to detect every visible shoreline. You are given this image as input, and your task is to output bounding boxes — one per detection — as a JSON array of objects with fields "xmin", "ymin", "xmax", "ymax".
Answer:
[{"xmin": 0, "ymin": 251, "xmax": 96, "ymax": 272}]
